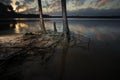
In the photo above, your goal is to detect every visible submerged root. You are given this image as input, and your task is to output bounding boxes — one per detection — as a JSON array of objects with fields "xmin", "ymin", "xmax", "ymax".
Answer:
[
  {"xmin": 0, "ymin": 31, "xmax": 91, "ymax": 66},
  {"xmin": 0, "ymin": 32, "xmax": 63, "ymax": 65}
]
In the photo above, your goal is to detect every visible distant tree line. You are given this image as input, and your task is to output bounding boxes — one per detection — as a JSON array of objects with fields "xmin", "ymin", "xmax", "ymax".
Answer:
[{"xmin": 0, "ymin": 2, "xmax": 50, "ymax": 18}]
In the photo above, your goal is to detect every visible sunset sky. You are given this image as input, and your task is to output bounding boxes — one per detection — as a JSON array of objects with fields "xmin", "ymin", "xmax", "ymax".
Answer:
[{"xmin": 0, "ymin": 0, "xmax": 120, "ymax": 16}]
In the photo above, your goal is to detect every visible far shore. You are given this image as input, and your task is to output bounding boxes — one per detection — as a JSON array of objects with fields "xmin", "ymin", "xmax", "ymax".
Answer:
[{"xmin": 0, "ymin": 16, "xmax": 120, "ymax": 21}]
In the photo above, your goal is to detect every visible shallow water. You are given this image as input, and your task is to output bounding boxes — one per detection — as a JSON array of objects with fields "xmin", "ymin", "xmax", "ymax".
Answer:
[{"xmin": 0, "ymin": 19, "xmax": 120, "ymax": 80}]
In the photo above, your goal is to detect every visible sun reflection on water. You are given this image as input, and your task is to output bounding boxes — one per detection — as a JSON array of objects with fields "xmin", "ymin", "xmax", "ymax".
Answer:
[
  {"xmin": 15, "ymin": 23, "xmax": 28, "ymax": 33},
  {"xmin": 10, "ymin": 24, "xmax": 14, "ymax": 28}
]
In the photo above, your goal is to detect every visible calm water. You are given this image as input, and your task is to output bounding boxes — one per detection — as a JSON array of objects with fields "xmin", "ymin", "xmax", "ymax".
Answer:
[{"xmin": 0, "ymin": 19, "xmax": 120, "ymax": 80}]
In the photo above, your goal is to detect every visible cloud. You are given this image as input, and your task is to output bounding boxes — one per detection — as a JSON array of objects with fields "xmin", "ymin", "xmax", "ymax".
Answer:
[
  {"xmin": 0, "ymin": 0, "xmax": 120, "ymax": 15},
  {"xmin": 21, "ymin": 7, "xmax": 38, "ymax": 14},
  {"xmin": 67, "ymin": 8, "xmax": 120, "ymax": 16},
  {"xmin": 10, "ymin": 0, "xmax": 37, "ymax": 13},
  {"xmin": 97, "ymin": 0, "xmax": 109, "ymax": 6},
  {"xmin": 11, "ymin": 0, "xmax": 18, "ymax": 10}
]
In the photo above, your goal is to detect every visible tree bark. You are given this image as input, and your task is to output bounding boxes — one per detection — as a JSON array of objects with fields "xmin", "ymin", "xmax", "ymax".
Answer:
[
  {"xmin": 54, "ymin": 22, "xmax": 57, "ymax": 32},
  {"xmin": 61, "ymin": 0, "xmax": 70, "ymax": 40},
  {"xmin": 38, "ymin": 0, "xmax": 46, "ymax": 33}
]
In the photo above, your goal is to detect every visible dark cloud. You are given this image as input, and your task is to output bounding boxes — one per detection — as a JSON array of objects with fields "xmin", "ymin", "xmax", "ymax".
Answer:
[
  {"xmin": 24, "ymin": 0, "xmax": 36, "ymax": 4},
  {"xmin": 67, "ymin": 8, "xmax": 120, "ymax": 16},
  {"xmin": 0, "ymin": 0, "xmax": 12, "ymax": 5},
  {"xmin": 0, "ymin": 0, "xmax": 120, "ymax": 16},
  {"xmin": 69, "ymin": 0, "xmax": 85, "ymax": 6}
]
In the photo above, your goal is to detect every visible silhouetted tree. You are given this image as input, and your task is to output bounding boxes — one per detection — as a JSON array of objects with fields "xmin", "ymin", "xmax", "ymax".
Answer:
[
  {"xmin": 38, "ymin": 0, "xmax": 47, "ymax": 33},
  {"xmin": 0, "ymin": 2, "xmax": 15, "ymax": 18},
  {"xmin": 61, "ymin": 0, "xmax": 70, "ymax": 41}
]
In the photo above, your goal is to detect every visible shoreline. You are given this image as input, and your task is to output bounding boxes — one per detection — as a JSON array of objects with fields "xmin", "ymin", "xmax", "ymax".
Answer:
[{"xmin": 0, "ymin": 18, "xmax": 120, "ymax": 21}]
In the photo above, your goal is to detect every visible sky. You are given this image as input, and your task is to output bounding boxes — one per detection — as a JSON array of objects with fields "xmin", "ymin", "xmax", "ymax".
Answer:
[{"xmin": 0, "ymin": 0, "xmax": 120, "ymax": 16}]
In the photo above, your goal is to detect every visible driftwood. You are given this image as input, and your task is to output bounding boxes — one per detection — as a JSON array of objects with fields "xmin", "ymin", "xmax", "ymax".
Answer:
[
  {"xmin": 0, "ymin": 32, "xmax": 91, "ymax": 67},
  {"xmin": 0, "ymin": 32, "xmax": 64, "ymax": 66}
]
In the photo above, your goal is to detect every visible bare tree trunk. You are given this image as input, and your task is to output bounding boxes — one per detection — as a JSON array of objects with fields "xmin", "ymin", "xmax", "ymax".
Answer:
[
  {"xmin": 54, "ymin": 22, "xmax": 57, "ymax": 32},
  {"xmin": 61, "ymin": 0, "xmax": 70, "ymax": 40},
  {"xmin": 38, "ymin": 0, "xmax": 46, "ymax": 33}
]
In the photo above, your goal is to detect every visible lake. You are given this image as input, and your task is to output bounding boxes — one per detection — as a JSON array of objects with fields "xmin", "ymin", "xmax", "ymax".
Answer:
[{"xmin": 0, "ymin": 19, "xmax": 120, "ymax": 80}]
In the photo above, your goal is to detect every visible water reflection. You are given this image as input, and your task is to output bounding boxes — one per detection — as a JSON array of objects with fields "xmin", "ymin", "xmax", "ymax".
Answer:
[
  {"xmin": 0, "ymin": 21, "xmax": 16, "ymax": 35},
  {"xmin": 60, "ymin": 39, "xmax": 69, "ymax": 80},
  {"xmin": 68, "ymin": 20, "xmax": 120, "ymax": 41},
  {"xmin": 14, "ymin": 21, "xmax": 41, "ymax": 33},
  {"xmin": 12, "ymin": 20, "xmax": 120, "ymax": 42},
  {"xmin": 0, "ymin": 19, "xmax": 120, "ymax": 80},
  {"xmin": 15, "ymin": 23, "xmax": 28, "ymax": 33},
  {"xmin": 9, "ymin": 24, "xmax": 14, "ymax": 28},
  {"xmin": 1, "ymin": 20, "xmax": 120, "ymax": 41}
]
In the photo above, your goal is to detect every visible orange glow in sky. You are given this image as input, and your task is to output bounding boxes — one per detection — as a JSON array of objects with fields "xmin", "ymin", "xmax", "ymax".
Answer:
[{"xmin": 11, "ymin": 0, "xmax": 17, "ymax": 11}]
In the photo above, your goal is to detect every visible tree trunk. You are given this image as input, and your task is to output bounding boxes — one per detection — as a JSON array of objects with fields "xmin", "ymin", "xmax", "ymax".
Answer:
[
  {"xmin": 38, "ymin": 0, "xmax": 46, "ymax": 33},
  {"xmin": 54, "ymin": 22, "xmax": 57, "ymax": 32},
  {"xmin": 61, "ymin": 0, "xmax": 70, "ymax": 40}
]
